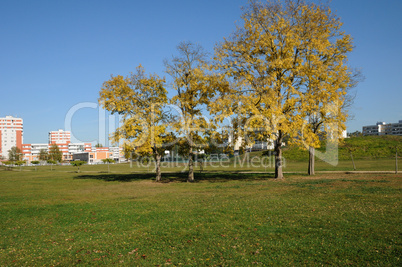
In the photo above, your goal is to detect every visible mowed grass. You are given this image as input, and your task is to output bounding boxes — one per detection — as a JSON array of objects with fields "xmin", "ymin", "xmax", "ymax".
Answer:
[
  {"xmin": 9, "ymin": 157, "xmax": 401, "ymax": 174},
  {"xmin": 0, "ymin": 166, "xmax": 401, "ymax": 266}
]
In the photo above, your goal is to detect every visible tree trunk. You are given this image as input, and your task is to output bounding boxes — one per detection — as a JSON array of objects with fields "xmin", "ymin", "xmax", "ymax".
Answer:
[
  {"xmin": 308, "ymin": 146, "xmax": 315, "ymax": 175},
  {"xmin": 188, "ymin": 150, "xmax": 195, "ymax": 182},
  {"xmin": 274, "ymin": 140, "xmax": 283, "ymax": 179},
  {"xmin": 396, "ymin": 148, "xmax": 398, "ymax": 174},
  {"xmin": 155, "ymin": 154, "xmax": 162, "ymax": 182},
  {"xmin": 350, "ymin": 152, "xmax": 356, "ymax": 170},
  {"xmin": 199, "ymin": 159, "xmax": 204, "ymax": 173}
]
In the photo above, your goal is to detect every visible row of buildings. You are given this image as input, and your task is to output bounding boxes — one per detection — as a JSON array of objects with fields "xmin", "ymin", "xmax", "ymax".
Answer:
[
  {"xmin": 362, "ymin": 120, "xmax": 402, "ymax": 136},
  {"xmin": 2, "ymin": 115, "xmax": 401, "ymax": 162},
  {"xmin": 0, "ymin": 116, "xmax": 122, "ymax": 164}
]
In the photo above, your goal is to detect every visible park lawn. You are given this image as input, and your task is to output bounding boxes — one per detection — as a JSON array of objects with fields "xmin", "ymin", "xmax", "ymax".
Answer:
[
  {"xmin": 12, "ymin": 157, "xmax": 400, "ymax": 174},
  {"xmin": 0, "ymin": 168, "xmax": 401, "ymax": 266}
]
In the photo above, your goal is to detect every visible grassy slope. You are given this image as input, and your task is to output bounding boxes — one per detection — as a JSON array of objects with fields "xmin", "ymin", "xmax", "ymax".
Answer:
[
  {"xmin": 282, "ymin": 135, "xmax": 402, "ymax": 161},
  {"xmin": 0, "ymin": 168, "xmax": 401, "ymax": 266}
]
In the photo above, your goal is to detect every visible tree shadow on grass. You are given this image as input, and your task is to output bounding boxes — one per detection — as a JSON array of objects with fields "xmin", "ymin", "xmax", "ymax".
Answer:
[{"xmin": 75, "ymin": 171, "xmax": 276, "ymax": 183}]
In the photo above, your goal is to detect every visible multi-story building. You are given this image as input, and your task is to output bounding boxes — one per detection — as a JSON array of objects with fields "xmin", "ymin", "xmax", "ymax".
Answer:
[
  {"xmin": 386, "ymin": 120, "xmax": 402, "ymax": 136},
  {"xmin": 48, "ymin": 129, "xmax": 71, "ymax": 158},
  {"xmin": 0, "ymin": 116, "xmax": 23, "ymax": 159},
  {"xmin": 362, "ymin": 120, "xmax": 402, "ymax": 136},
  {"xmin": 22, "ymin": 142, "xmax": 93, "ymax": 162},
  {"xmin": 21, "ymin": 129, "xmax": 122, "ymax": 163},
  {"xmin": 21, "ymin": 143, "xmax": 49, "ymax": 162},
  {"xmin": 22, "ymin": 129, "xmax": 93, "ymax": 162},
  {"xmin": 69, "ymin": 143, "xmax": 92, "ymax": 154},
  {"xmin": 49, "ymin": 129, "xmax": 71, "ymax": 144},
  {"xmin": 362, "ymin": 122, "xmax": 386, "ymax": 136},
  {"xmin": 48, "ymin": 129, "xmax": 71, "ymax": 160}
]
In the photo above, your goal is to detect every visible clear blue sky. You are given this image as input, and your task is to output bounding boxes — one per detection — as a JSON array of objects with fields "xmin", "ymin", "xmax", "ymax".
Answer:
[{"xmin": 1, "ymin": 0, "xmax": 401, "ymax": 145}]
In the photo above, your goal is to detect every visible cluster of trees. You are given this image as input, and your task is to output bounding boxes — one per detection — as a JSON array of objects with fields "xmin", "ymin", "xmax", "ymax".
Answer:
[
  {"xmin": 38, "ymin": 144, "xmax": 63, "ymax": 162},
  {"xmin": 2, "ymin": 146, "xmax": 25, "ymax": 170},
  {"xmin": 99, "ymin": 0, "xmax": 360, "ymax": 181},
  {"xmin": 2, "ymin": 147, "xmax": 25, "ymax": 170}
]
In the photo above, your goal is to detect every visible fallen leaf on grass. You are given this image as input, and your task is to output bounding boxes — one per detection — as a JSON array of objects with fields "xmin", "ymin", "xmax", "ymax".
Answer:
[{"xmin": 128, "ymin": 248, "xmax": 138, "ymax": 255}]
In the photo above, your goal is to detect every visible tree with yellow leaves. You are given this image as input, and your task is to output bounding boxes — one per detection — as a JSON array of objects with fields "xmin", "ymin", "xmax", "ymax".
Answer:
[
  {"xmin": 164, "ymin": 42, "xmax": 217, "ymax": 182},
  {"xmin": 214, "ymin": 0, "xmax": 356, "ymax": 178},
  {"xmin": 99, "ymin": 65, "xmax": 174, "ymax": 182},
  {"xmin": 298, "ymin": 66, "xmax": 360, "ymax": 175},
  {"xmin": 292, "ymin": 2, "xmax": 361, "ymax": 175}
]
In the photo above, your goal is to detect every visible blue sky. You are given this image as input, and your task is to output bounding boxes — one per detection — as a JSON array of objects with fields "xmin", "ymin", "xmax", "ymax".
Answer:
[{"xmin": 1, "ymin": 0, "xmax": 401, "ymax": 145}]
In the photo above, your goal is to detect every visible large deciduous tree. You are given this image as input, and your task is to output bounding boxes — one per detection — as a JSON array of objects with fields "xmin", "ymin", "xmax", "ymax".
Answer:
[
  {"xmin": 291, "ymin": 2, "xmax": 360, "ymax": 175},
  {"xmin": 299, "ymin": 68, "xmax": 360, "ymax": 175},
  {"xmin": 99, "ymin": 65, "xmax": 173, "ymax": 182},
  {"xmin": 164, "ymin": 42, "xmax": 217, "ymax": 182},
  {"xmin": 214, "ymin": 0, "xmax": 355, "ymax": 178}
]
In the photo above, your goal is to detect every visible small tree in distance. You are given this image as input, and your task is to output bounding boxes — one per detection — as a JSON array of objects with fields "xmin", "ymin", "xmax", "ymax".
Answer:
[
  {"xmin": 8, "ymin": 146, "xmax": 22, "ymax": 162},
  {"xmin": 2, "ymin": 161, "xmax": 13, "ymax": 171},
  {"xmin": 47, "ymin": 160, "xmax": 57, "ymax": 171},
  {"xmin": 49, "ymin": 144, "xmax": 62, "ymax": 162},
  {"xmin": 39, "ymin": 149, "xmax": 48, "ymax": 161},
  {"xmin": 71, "ymin": 161, "xmax": 86, "ymax": 173},
  {"xmin": 14, "ymin": 160, "xmax": 25, "ymax": 171},
  {"xmin": 102, "ymin": 158, "xmax": 114, "ymax": 173},
  {"xmin": 31, "ymin": 160, "xmax": 40, "ymax": 171}
]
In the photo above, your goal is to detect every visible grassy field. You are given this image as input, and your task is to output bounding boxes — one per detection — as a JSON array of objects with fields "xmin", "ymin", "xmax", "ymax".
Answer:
[
  {"xmin": 0, "ymin": 164, "xmax": 401, "ymax": 266},
  {"xmin": 3, "ymin": 156, "xmax": 401, "ymax": 174}
]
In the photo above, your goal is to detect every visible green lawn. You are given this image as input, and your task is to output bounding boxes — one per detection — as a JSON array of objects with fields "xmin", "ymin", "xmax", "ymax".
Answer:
[
  {"xmin": 6, "ymin": 156, "xmax": 400, "ymax": 174},
  {"xmin": 0, "ymin": 165, "xmax": 401, "ymax": 266}
]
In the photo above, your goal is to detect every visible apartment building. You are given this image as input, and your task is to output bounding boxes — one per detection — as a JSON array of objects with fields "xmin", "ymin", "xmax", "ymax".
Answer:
[
  {"xmin": 362, "ymin": 120, "xmax": 402, "ymax": 136},
  {"xmin": 0, "ymin": 116, "xmax": 23, "ymax": 159},
  {"xmin": 387, "ymin": 120, "xmax": 402, "ymax": 136},
  {"xmin": 48, "ymin": 129, "xmax": 71, "ymax": 157},
  {"xmin": 49, "ymin": 129, "xmax": 71, "ymax": 144},
  {"xmin": 21, "ymin": 129, "xmax": 122, "ymax": 163},
  {"xmin": 22, "ymin": 129, "xmax": 93, "ymax": 162},
  {"xmin": 22, "ymin": 142, "xmax": 93, "ymax": 162}
]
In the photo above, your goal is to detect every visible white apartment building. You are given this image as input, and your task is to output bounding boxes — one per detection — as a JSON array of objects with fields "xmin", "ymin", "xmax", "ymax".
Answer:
[
  {"xmin": 49, "ymin": 129, "xmax": 71, "ymax": 144},
  {"xmin": 362, "ymin": 120, "xmax": 402, "ymax": 136},
  {"xmin": 0, "ymin": 116, "xmax": 23, "ymax": 159},
  {"xmin": 69, "ymin": 143, "xmax": 92, "ymax": 154},
  {"xmin": 21, "ymin": 143, "xmax": 48, "ymax": 155}
]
